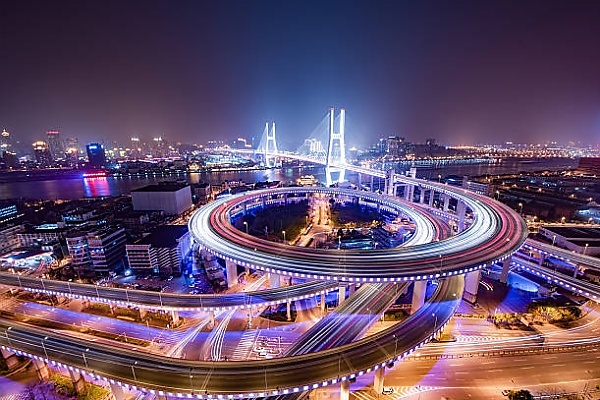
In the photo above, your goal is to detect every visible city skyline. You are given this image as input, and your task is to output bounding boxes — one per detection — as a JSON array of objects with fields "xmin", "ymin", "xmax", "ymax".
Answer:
[{"xmin": 1, "ymin": 1, "xmax": 599, "ymax": 149}]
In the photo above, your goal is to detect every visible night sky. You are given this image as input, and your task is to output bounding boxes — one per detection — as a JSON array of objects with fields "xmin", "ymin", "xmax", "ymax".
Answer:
[{"xmin": 1, "ymin": 0, "xmax": 599, "ymax": 149}]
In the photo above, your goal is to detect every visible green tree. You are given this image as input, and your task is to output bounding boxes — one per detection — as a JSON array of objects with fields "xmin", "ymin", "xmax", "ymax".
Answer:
[{"xmin": 508, "ymin": 390, "xmax": 534, "ymax": 400}]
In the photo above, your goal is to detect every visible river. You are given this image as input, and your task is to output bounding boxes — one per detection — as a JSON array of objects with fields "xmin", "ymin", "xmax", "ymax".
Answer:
[{"xmin": 0, "ymin": 157, "xmax": 578, "ymax": 201}]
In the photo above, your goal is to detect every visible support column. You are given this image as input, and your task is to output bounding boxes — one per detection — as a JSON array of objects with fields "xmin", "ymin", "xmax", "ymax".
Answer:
[
  {"xmin": 457, "ymin": 201, "xmax": 466, "ymax": 232},
  {"xmin": 320, "ymin": 293, "xmax": 326, "ymax": 315},
  {"xmin": 373, "ymin": 367, "xmax": 385, "ymax": 394},
  {"xmin": 138, "ymin": 307, "xmax": 147, "ymax": 320},
  {"xmin": 370, "ymin": 176, "xmax": 375, "ymax": 192},
  {"xmin": 156, "ymin": 394, "xmax": 168, "ymax": 400},
  {"xmin": 340, "ymin": 379, "xmax": 350, "ymax": 400},
  {"xmin": 171, "ymin": 310, "xmax": 180, "ymax": 326},
  {"xmin": 419, "ymin": 187, "xmax": 425, "ymax": 204},
  {"xmin": 209, "ymin": 311, "xmax": 215, "ymax": 327},
  {"xmin": 338, "ymin": 285, "xmax": 346, "ymax": 306},
  {"xmin": 348, "ymin": 283, "xmax": 356, "ymax": 296},
  {"xmin": 69, "ymin": 369, "xmax": 86, "ymax": 395},
  {"xmin": 110, "ymin": 382, "xmax": 125, "ymax": 400},
  {"xmin": 500, "ymin": 257, "xmax": 511, "ymax": 284},
  {"xmin": 443, "ymin": 195, "xmax": 450, "ymax": 212},
  {"xmin": 410, "ymin": 280, "xmax": 427, "ymax": 314},
  {"xmin": 225, "ymin": 260, "xmax": 238, "ymax": 288},
  {"xmin": 286, "ymin": 300, "xmax": 292, "ymax": 321},
  {"xmin": 1, "ymin": 348, "xmax": 19, "ymax": 370},
  {"xmin": 463, "ymin": 270, "xmax": 481, "ymax": 303},
  {"xmin": 428, "ymin": 189, "xmax": 434, "ymax": 207},
  {"xmin": 269, "ymin": 273, "xmax": 280, "ymax": 289},
  {"xmin": 33, "ymin": 359, "xmax": 50, "ymax": 381},
  {"xmin": 538, "ymin": 252, "xmax": 546, "ymax": 266},
  {"xmin": 357, "ymin": 173, "xmax": 362, "ymax": 188}
]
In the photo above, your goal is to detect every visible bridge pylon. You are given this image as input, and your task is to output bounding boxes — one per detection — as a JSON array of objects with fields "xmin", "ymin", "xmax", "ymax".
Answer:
[
  {"xmin": 263, "ymin": 122, "xmax": 278, "ymax": 168},
  {"xmin": 325, "ymin": 108, "xmax": 346, "ymax": 186}
]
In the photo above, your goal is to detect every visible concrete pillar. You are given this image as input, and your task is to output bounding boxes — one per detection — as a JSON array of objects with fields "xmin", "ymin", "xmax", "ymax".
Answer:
[
  {"xmin": 225, "ymin": 260, "xmax": 238, "ymax": 288},
  {"xmin": 269, "ymin": 273, "xmax": 280, "ymax": 289},
  {"xmin": 286, "ymin": 300, "xmax": 292, "ymax": 321},
  {"xmin": 110, "ymin": 382, "xmax": 125, "ymax": 400},
  {"xmin": 373, "ymin": 367, "xmax": 385, "ymax": 394},
  {"xmin": 348, "ymin": 284, "xmax": 356, "ymax": 296},
  {"xmin": 33, "ymin": 359, "xmax": 50, "ymax": 381},
  {"xmin": 463, "ymin": 270, "xmax": 481, "ymax": 303},
  {"xmin": 538, "ymin": 252, "xmax": 546, "ymax": 266},
  {"xmin": 320, "ymin": 293, "xmax": 326, "ymax": 315},
  {"xmin": 156, "ymin": 394, "xmax": 168, "ymax": 400},
  {"xmin": 247, "ymin": 307, "xmax": 253, "ymax": 328},
  {"xmin": 370, "ymin": 175, "xmax": 375, "ymax": 192},
  {"xmin": 410, "ymin": 280, "xmax": 427, "ymax": 314},
  {"xmin": 500, "ymin": 257, "xmax": 511, "ymax": 284},
  {"xmin": 209, "ymin": 311, "xmax": 215, "ymax": 327},
  {"xmin": 69, "ymin": 369, "xmax": 86, "ymax": 395},
  {"xmin": 419, "ymin": 187, "xmax": 425, "ymax": 204},
  {"xmin": 261, "ymin": 197, "xmax": 266, "ymax": 209},
  {"xmin": 340, "ymin": 379, "xmax": 350, "ymax": 400},
  {"xmin": 138, "ymin": 307, "xmax": 147, "ymax": 320},
  {"xmin": 1, "ymin": 348, "xmax": 19, "ymax": 369},
  {"xmin": 443, "ymin": 195, "xmax": 450, "ymax": 212},
  {"xmin": 457, "ymin": 201, "xmax": 466, "ymax": 232},
  {"xmin": 338, "ymin": 285, "xmax": 346, "ymax": 306},
  {"xmin": 358, "ymin": 173, "xmax": 362, "ymax": 188},
  {"xmin": 171, "ymin": 310, "xmax": 180, "ymax": 326},
  {"xmin": 428, "ymin": 189, "xmax": 434, "ymax": 207}
]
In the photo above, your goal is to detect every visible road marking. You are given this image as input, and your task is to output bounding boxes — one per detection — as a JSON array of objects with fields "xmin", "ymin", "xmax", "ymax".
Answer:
[
  {"xmin": 552, "ymin": 364, "xmax": 566, "ymax": 367},
  {"xmin": 520, "ymin": 366, "xmax": 534, "ymax": 370},
  {"xmin": 481, "ymin": 361, "xmax": 496, "ymax": 365}
]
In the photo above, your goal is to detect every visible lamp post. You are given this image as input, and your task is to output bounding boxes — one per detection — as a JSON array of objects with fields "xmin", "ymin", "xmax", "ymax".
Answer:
[
  {"xmin": 518, "ymin": 202, "xmax": 523, "ymax": 215},
  {"xmin": 432, "ymin": 312, "xmax": 438, "ymax": 339},
  {"xmin": 552, "ymin": 235, "xmax": 556, "ymax": 247},
  {"xmin": 131, "ymin": 361, "xmax": 138, "ymax": 385},
  {"xmin": 495, "ymin": 190, "xmax": 500, "ymax": 200},
  {"xmin": 243, "ymin": 221, "xmax": 248, "ymax": 234},
  {"xmin": 41, "ymin": 336, "xmax": 49, "ymax": 360},
  {"xmin": 583, "ymin": 243, "xmax": 589, "ymax": 256},
  {"xmin": 82, "ymin": 348, "xmax": 89, "ymax": 369},
  {"xmin": 561, "ymin": 216, "xmax": 566, "ymax": 224},
  {"xmin": 282, "ymin": 230, "xmax": 286, "ymax": 243}
]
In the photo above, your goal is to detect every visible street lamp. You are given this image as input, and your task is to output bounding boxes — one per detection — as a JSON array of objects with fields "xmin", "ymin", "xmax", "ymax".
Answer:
[
  {"xmin": 82, "ymin": 348, "xmax": 89, "ymax": 369},
  {"xmin": 495, "ymin": 190, "xmax": 500, "ymax": 200},
  {"xmin": 561, "ymin": 216, "xmax": 566, "ymax": 224},
  {"xmin": 282, "ymin": 230, "xmax": 286, "ymax": 243},
  {"xmin": 432, "ymin": 312, "xmax": 438, "ymax": 338},
  {"xmin": 583, "ymin": 243, "xmax": 589, "ymax": 256},
  {"xmin": 41, "ymin": 336, "xmax": 49, "ymax": 360},
  {"xmin": 552, "ymin": 235, "xmax": 556, "ymax": 247},
  {"xmin": 243, "ymin": 221, "xmax": 248, "ymax": 234},
  {"xmin": 518, "ymin": 202, "xmax": 523, "ymax": 215},
  {"xmin": 131, "ymin": 361, "xmax": 138, "ymax": 385}
]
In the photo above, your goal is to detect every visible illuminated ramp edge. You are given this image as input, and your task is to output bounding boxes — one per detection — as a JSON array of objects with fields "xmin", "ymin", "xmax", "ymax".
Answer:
[{"xmin": 0, "ymin": 277, "xmax": 463, "ymax": 398}]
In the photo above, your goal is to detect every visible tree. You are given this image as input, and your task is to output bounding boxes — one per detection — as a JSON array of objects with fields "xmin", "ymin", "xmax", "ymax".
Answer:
[{"xmin": 508, "ymin": 390, "xmax": 534, "ymax": 400}]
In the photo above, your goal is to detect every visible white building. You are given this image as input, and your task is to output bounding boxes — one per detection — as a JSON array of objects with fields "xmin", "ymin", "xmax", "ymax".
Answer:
[
  {"xmin": 126, "ymin": 225, "xmax": 191, "ymax": 276},
  {"xmin": 131, "ymin": 183, "xmax": 193, "ymax": 216}
]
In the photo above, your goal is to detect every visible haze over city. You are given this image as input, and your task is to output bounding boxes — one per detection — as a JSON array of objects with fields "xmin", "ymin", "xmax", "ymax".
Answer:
[{"xmin": 1, "ymin": 0, "xmax": 599, "ymax": 148}]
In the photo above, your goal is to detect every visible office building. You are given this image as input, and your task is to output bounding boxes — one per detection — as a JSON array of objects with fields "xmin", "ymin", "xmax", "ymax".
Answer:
[
  {"xmin": 126, "ymin": 225, "xmax": 190, "ymax": 276},
  {"xmin": 46, "ymin": 130, "xmax": 64, "ymax": 160},
  {"xmin": 86, "ymin": 143, "xmax": 106, "ymax": 168},
  {"xmin": 32, "ymin": 141, "xmax": 52, "ymax": 167}
]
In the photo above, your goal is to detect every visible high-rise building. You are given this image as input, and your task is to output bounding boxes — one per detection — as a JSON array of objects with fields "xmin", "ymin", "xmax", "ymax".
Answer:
[
  {"xmin": 126, "ymin": 225, "xmax": 190, "ymax": 276},
  {"xmin": 46, "ymin": 130, "xmax": 64, "ymax": 161},
  {"xmin": 32, "ymin": 141, "xmax": 52, "ymax": 167},
  {"xmin": 131, "ymin": 183, "xmax": 193, "ymax": 216},
  {"xmin": 1, "ymin": 129, "xmax": 12, "ymax": 152},
  {"xmin": 86, "ymin": 143, "xmax": 106, "ymax": 168}
]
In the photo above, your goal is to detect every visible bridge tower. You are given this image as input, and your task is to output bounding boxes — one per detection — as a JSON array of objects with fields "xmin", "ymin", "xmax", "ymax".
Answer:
[
  {"xmin": 263, "ymin": 122, "xmax": 278, "ymax": 168},
  {"xmin": 325, "ymin": 108, "xmax": 346, "ymax": 186}
]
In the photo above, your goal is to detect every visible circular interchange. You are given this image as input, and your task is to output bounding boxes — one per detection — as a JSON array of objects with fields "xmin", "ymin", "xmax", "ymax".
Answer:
[{"xmin": 189, "ymin": 184, "xmax": 528, "ymax": 281}]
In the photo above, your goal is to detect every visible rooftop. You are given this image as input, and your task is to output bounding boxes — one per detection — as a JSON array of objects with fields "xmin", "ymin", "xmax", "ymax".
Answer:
[
  {"xmin": 135, "ymin": 225, "xmax": 189, "ymax": 247},
  {"xmin": 132, "ymin": 183, "xmax": 189, "ymax": 193}
]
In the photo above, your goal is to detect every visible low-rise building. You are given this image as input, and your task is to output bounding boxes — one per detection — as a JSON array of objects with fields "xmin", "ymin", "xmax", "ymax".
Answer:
[
  {"xmin": 126, "ymin": 225, "xmax": 190, "ymax": 276},
  {"xmin": 131, "ymin": 183, "xmax": 193, "ymax": 216}
]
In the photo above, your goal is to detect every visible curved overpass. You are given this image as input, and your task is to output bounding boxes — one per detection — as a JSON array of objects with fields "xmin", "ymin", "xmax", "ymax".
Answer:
[
  {"xmin": 189, "ymin": 186, "xmax": 527, "ymax": 281},
  {"xmin": 0, "ymin": 273, "xmax": 336, "ymax": 311}
]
